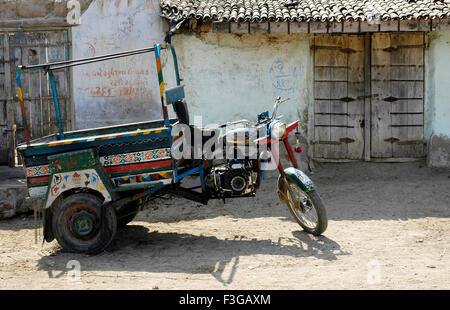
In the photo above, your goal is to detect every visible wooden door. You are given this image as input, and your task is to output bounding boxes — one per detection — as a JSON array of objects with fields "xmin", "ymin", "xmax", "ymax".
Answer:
[
  {"xmin": 313, "ymin": 34, "xmax": 365, "ymax": 160},
  {"xmin": 0, "ymin": 30, "xmax": 72, "ymax": 166},
  {"xmin": 371, "ymin": 33, "xmax": 425, "ymax": 159},
  {"xmin": 0, "ymin": 34, "xmax": 7, "ymax": 164}
]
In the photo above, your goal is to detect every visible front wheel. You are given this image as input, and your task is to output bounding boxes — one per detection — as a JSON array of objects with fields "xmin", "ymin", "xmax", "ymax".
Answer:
[
  {"xmin": 52, "ymin": 193, "xmax": 117, "ymax": 254},
  {"xmin": 280, "ymin": 178, "xmax": 328, "ymax": 235}
]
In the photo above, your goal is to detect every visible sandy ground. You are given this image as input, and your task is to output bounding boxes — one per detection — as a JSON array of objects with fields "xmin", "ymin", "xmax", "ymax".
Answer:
[{"xmin": 0, "ymin": 161, "xmax": 449, "ymax": 290}]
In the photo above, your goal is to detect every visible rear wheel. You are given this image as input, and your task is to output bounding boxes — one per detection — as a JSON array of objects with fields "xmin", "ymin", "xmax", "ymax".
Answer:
[
  {"xmin": 52, "ymin": 193, "xmax": 117, "ymax": 254},
  {"xmin": 281, "ymin": 178, "xmax": 328, "ymax": 235}
]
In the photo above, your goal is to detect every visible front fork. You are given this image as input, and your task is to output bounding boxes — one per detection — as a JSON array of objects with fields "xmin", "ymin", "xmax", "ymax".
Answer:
[
  {"xmin": 271, "ymin": 135, "xmax": 315, "ymax": 211},
  {"xmin": 272, "ymin": 137, "xmax": 303, "ymax": 210},
  {"xmin": 256, "ymin": 134, "xmax": 298, "ymax": 188}
]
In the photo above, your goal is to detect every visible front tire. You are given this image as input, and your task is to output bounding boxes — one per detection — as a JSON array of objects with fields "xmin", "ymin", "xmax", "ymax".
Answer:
[
  {"xmin": 52, "ymin": 193, "xmax": 117, "ymax": 254},
  {"xmin": 280, "ymin": 177, "xmax": 328, "ymax": 235}
]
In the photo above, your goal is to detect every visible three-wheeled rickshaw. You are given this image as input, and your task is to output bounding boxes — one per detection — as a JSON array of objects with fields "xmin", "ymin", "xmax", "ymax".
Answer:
[{"xmin": 16, "ymin": 42, "xmax": 327, "ymax": 254}]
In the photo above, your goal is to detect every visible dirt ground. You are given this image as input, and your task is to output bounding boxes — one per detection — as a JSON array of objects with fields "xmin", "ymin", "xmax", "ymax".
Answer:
[{"xmin": 0, "ymin": 161, "xmax": 449, "ymax": 290}]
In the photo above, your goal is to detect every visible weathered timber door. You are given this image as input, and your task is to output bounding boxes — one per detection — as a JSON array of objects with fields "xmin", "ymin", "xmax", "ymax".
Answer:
[
  {"xmin": 0, "ymin": 34, "xmax": 8, "ymax": 164},
  {"xmin": 313, "ymin": 34, "xmax": 365, "ymax": 160},
  {"xmin": 313, "ymin": 33, "xmax": 425, "ymax": 161},
  {"xmin": 371, "ymin": 33, "xmax": 425, "ymax": 159},
  {"xmin": 0, "ymin": 30, "xmax": 72, "ymax": 166}
]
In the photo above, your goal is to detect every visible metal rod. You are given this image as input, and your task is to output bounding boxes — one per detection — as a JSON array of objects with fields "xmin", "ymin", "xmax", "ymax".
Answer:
[
  {"xmin": 49, "ymin": 50, "xmax": 158, "ymax": 70},
  {"xmin": 170, "ymin": 45, "xmax": 181, "ymax": 86},
  {"xmin": 16, "ymin": 66, "xmax": 31, "ymax": 145},
  {"xmin": 48, "ymin": 71, "xmax": 65, "ymax": 139},
  {"xmin": 21, "ymin": 46, "xmax": 164, "ymax": 70},
  {"xmin": 154, "ymin": 44, "xmax": 169, "ymax": 126}
]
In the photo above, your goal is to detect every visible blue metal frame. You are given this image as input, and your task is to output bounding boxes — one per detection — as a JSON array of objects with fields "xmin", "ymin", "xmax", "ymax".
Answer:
[
  {"xmin": 16, "ymin": 43, "xmax": 181, "ymax": 145},
  {"xmin": 48, "ymin": 70, "xmax": 65, "ymax": 139},
  {"xmin": 142, "ymin": 162, "xmax": 207, "ymax": 195}
]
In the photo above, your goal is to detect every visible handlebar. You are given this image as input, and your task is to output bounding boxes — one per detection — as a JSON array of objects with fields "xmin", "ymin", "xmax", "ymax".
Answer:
[
  {"xmin": 272, "ymin": 97, "xmax": 290, "ymax": 119},
  {"xmin": 219, "ymin": 119, "xmax": 252, "ymax": 128}
]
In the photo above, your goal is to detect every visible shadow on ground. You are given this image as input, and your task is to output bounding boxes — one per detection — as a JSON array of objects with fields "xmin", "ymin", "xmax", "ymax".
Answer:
[
  {"xmin": 36, "ymin": 226, "xmax": 348, "ymax": 285},
  {"xmin": 134, "ymin": 161, "xmax": 450, "ymax": 224}
]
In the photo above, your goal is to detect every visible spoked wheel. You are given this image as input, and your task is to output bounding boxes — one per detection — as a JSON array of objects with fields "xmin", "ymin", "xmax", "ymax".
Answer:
[
  {"xmin": 280, "ymin": 178, "xmax": 328, "ymax": 235},
  {"xmin": 52, "ymin": 193, "xmax": 117, "ymax": 254}
]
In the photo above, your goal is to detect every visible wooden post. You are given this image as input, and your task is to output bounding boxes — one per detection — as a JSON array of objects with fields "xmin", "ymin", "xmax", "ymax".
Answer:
[
  {"xmin": 363, "ymin": 33, "xmax": 371, "ymax": 161},
  {"xmin": 4, "ymin": 33, "xmax": 14, "ymax": 166}
]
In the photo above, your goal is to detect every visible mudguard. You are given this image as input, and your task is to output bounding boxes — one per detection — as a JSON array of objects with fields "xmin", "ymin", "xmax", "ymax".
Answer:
[
  {"xmin": 277, "ymin": 167, "xmax": 315, "ymax": 204},
  {"xmin": 282, "ymin": 167, "xmax": 315, "ymax": 192},
  {"xmin": 44, "ymin": 149, "xmax": 115, "ymax": 209}
]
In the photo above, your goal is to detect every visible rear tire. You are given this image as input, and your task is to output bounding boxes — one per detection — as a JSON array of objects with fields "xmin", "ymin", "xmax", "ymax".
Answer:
[
  {"xmin": 282, "ymin": 178, "xmax": 328, "ymax": 235},
  {"xmin": 52, "ymin": 193, "xmax": 117, "ymax": 254}
]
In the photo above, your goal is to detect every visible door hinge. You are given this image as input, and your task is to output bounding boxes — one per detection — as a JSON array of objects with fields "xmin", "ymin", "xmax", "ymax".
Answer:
[
  {"xmin": 383, "ymin": 96, "xmax": 398, "ymax": 102},
  {"xmin": 312, "ymin": 140, "xmax": 341, "ymax": 145},
  {"xmin": 397, "ymin": 140, "xmax": 426, "ymax": 145},
  {"xmin": 384, "ymin": 137, "xmax": 400, "ymax": 143},
  {"xmin": 340, "ymin": 47, "xmax": 357, "ymax": 54},
  {"xmin": 340, "ymin": 137, "xmax": 355, "ymax": 144},
  {"xmin": 0, "ymin": 57, "xmax": 19, "ymax": 64},
  {"xmin": 339, "ymin": 96, "xmax": 355, "ymax": 102}
]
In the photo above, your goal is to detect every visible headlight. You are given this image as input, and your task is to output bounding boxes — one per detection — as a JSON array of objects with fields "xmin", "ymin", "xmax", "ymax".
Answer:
[{"xmin": 271, "ymin": 122, "xmax": 286, "ymax": 139}]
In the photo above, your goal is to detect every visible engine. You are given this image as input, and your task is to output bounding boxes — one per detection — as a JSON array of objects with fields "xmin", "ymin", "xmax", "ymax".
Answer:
[{"xmin": 205, "ymin": 159, "xmax": 257, "ymax": 198}]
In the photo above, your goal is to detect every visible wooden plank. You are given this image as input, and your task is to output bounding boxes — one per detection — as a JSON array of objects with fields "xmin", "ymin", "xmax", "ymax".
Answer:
[
  {"xmin": 315, "ymin": 66, "xmax": 347, "ymax": 81},
  {"xmin": 380, "ymin": 20, "xmax": 399, "ymax": 32},
  {"xmin": 290, "ymin": 22, "xmax": 309, "ymax": 33},
  {"xmin": 310, "ymin": 21, "xmax": 328, "ymax": 33},
  {"xmin": 329, "ymin": 22, "xmax": 343, "ymax": 33},
  {"xmin": 313, "ymin": 35, "xmax": 330, "ymax": 158},
  {"xmin": 390, "ymin": 33, "xmax": 424, "ymax": 66},
  {"xmin": 371, "ymin": 157, "xmax": 424, "ymax": 163},
  {"xmin": 212, "ymin": 22, "xmax": 230, "ymax": 33},
  {"xmin": 399, "ymin": 20, "xmax": 430, "ymax": 32},
  {"xmin": 431, "ymin": 18, "xmax": 450, "ymax": 31},
  {"xmin": 360, "ymin": 22, "xmax": 379, "ymax": 32},
  {"xmin": 401, "ymin": 33, "xmax": 424, "ymax": 157},
  {"xmin": 230, "ymin": 22, "xmax": 249, "ymax": 34},
  {"xmin": 13, "ymin": 39, "xmax": 26, "ymax": 149},
  {"xmin": 363, "ymin": 33, "xmax": 371, "ymax": 161},
  {"xmin": 27, "ymin": 34, "xmax": 41, "ymax": 140},
  {"xmin": 270, "ymin": 22, "xmax": 288, "ymax": 33},
  {"xmin": 390, "ymin": 66, "xmax": 423, "ymax": 80},
  {"xmin": 0, "ymin": 34, "xmax": 7, "ymax": 164},
  {"xmin": 343, "ymin": 22, "xmax": 359, "ymax": 33},
  {"xmin": 346, "ymin": 35, "xmax": 365, "ymax": 160},
  {"xmin": 328, "ymin": 35, "xmax": 348, "ymax": 159},
  {"xmin": 249, "ymin": 22, "xmax": 268, "ymax": 33},
  {"xmin": 5, "ymin": 33, "xmax": 17, "ymax": 166},
  {"xmin": 371, "ymin": 33, "xmax": 392, "ymax": 158}
]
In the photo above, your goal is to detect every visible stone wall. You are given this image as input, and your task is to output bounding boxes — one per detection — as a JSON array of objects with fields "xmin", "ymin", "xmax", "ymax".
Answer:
[{"xmin": 0, "ymin": 0, "xmax": 93, "ymax": 27}]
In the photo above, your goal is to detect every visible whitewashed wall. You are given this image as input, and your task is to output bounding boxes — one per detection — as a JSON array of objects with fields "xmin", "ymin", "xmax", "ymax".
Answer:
[
  {"xmin": 172, "ymin": 32, "xmax": 313, "ymax": 136},
  {"xmin": 425, "ymin": 30, "xmax": 450, "ymax": 167},
  {"xmin": 71, "ymin": 0, "xmax": 166, "ymax": 129}
]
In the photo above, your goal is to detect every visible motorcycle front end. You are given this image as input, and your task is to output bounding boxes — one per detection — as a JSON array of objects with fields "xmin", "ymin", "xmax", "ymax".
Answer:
[{"xmin": 255, "ymin": 97, "xmax": 328, "ymax": 236}]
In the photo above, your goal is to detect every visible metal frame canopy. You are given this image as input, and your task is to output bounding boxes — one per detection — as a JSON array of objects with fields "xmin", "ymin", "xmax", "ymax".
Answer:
[{"xmin": 16, "ymin": 43, "xmax": 181, "ymax": 145}]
